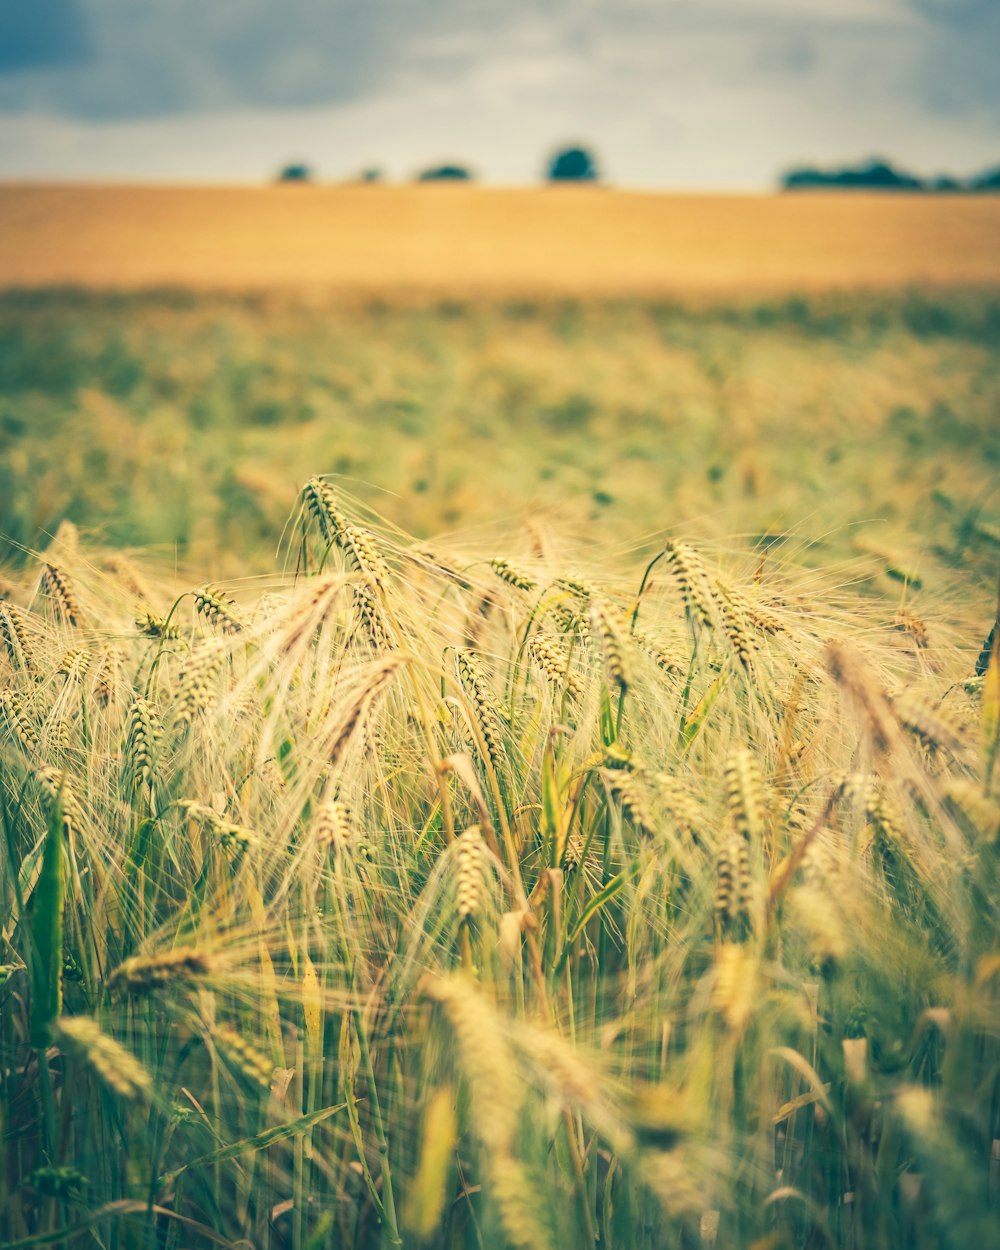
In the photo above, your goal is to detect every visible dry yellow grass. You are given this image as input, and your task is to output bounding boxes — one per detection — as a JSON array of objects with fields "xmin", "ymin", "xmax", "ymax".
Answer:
[{"xmin": 1, "ymin": 184, "xmax": 999, "ymax": 294}]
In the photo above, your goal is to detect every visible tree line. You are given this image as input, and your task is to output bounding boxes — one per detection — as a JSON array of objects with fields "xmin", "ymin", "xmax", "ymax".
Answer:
[
  {"xmin": 781, "ymin": 157, "xmax": 1000, "ymax": 193},
  {"xmin": 278, "ymin": 146, "xmax": 600, "ymax": 185},
  {"xmin": 277, "ymin": 148, "xmax": 999, "ymax": 191}
]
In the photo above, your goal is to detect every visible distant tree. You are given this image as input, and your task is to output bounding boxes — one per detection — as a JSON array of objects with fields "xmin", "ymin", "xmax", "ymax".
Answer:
[
  {"xmin": 359, "ymin": 167, "xmax": 383, "ymax": 184},
  {"xmin": 276, "ymin": 162, "xmax": 313, "ymax": 184},
  {"xmin": 547, "ymin": 145, "xmax": 599, "ymax": 183},
  {"xmin": 416, "ymin": 164, "xmax": 473, "ymax": 182}
]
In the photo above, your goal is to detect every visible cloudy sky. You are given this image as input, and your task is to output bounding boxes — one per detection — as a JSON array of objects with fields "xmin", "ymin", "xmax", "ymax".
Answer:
[{"xmin": 0, "ymin": 0, "xmax": 996, "ymax": 188}]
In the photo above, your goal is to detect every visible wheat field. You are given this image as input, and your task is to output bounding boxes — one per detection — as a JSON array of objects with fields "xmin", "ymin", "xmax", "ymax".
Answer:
[
  {"xmin": 2, "ymin": 186, "xmax": 1000, "ymax": 293},
  {"xmin": 1, "ymin": 216, "xmax": 999, "ymax": 1249}
]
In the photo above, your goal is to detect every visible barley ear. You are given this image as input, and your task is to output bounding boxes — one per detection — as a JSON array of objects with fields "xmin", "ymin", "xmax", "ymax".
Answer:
[
  {"xmin": 42, "ymin": 564, "xmax": 82, "ymax": 627},
  {"xmin": 56, "ymin": 1016, "xmax": 152, "ymax": 1101},
  {"xmin": 302, "ymin": 476, "xmax": 347, "ymax": 546}
]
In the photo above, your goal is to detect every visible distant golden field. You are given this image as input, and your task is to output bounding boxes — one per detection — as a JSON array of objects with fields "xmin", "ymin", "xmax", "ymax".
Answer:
[{"xmin": 1, "ymin": 184, "xmax": 1000, "ymax": 293}]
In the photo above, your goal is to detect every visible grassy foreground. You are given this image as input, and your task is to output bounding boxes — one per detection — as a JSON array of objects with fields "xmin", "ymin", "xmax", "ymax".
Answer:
[{"xmin": 0, "ymin": 476, "xmax": 998, "ymax": 1249}]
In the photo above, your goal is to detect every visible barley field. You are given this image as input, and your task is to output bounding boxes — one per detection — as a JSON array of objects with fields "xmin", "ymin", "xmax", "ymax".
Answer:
[
  {"xmin": 2, "ymin": 186, "xmax": 1000, "ymax": 293},
  {"xmin": 1, "ymin": 246, "xmax": 999, "ymax": 1248}
]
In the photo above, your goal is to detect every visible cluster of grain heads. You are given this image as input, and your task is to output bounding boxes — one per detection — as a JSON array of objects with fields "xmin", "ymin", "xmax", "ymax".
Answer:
[
  {"xmin": 102, "ymin": 550, "xmax": 154, "ymax": 603},
  {"xmin": 548, "ymin": 600, "xmax": 587, "ymax": 639},
  {"xmin": 655, "ymin": 773, "xmax": 704, "ymax": 845},
  {"xmin": 0, "ymin": 487, "xmax": 995, "ymax": 1250},
  {"xmin": 46, "ymin": 519, "xmax": 80, "ymax": 561},
  {"xmin": 561, "ymin": 828, "xmax": 585, "ymax": 872},
  {"xmin": 325, "ymin": 654, "xmax": 405, "ymax": 768},
  {"xmin": 301, "ymin": 477, "xmax": 393, "ymax": 589},
  {"xmin": 557, "ymin": 572, "xmax": 600, "ymax": 603},
  {"xmin": 29, "ymin": 1166, "xmax": 89, "ymax": 1202},
  {"xmin": 786, "ymin": 853, "xmax": 850, "ymax": 970},
  {"xmin": 705, "ymin": 747, "xmax": 771, "ymax": 1035},
  {"xmin": 864, "ymin": 784, "xmax": 907, "ymax": 846}
]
